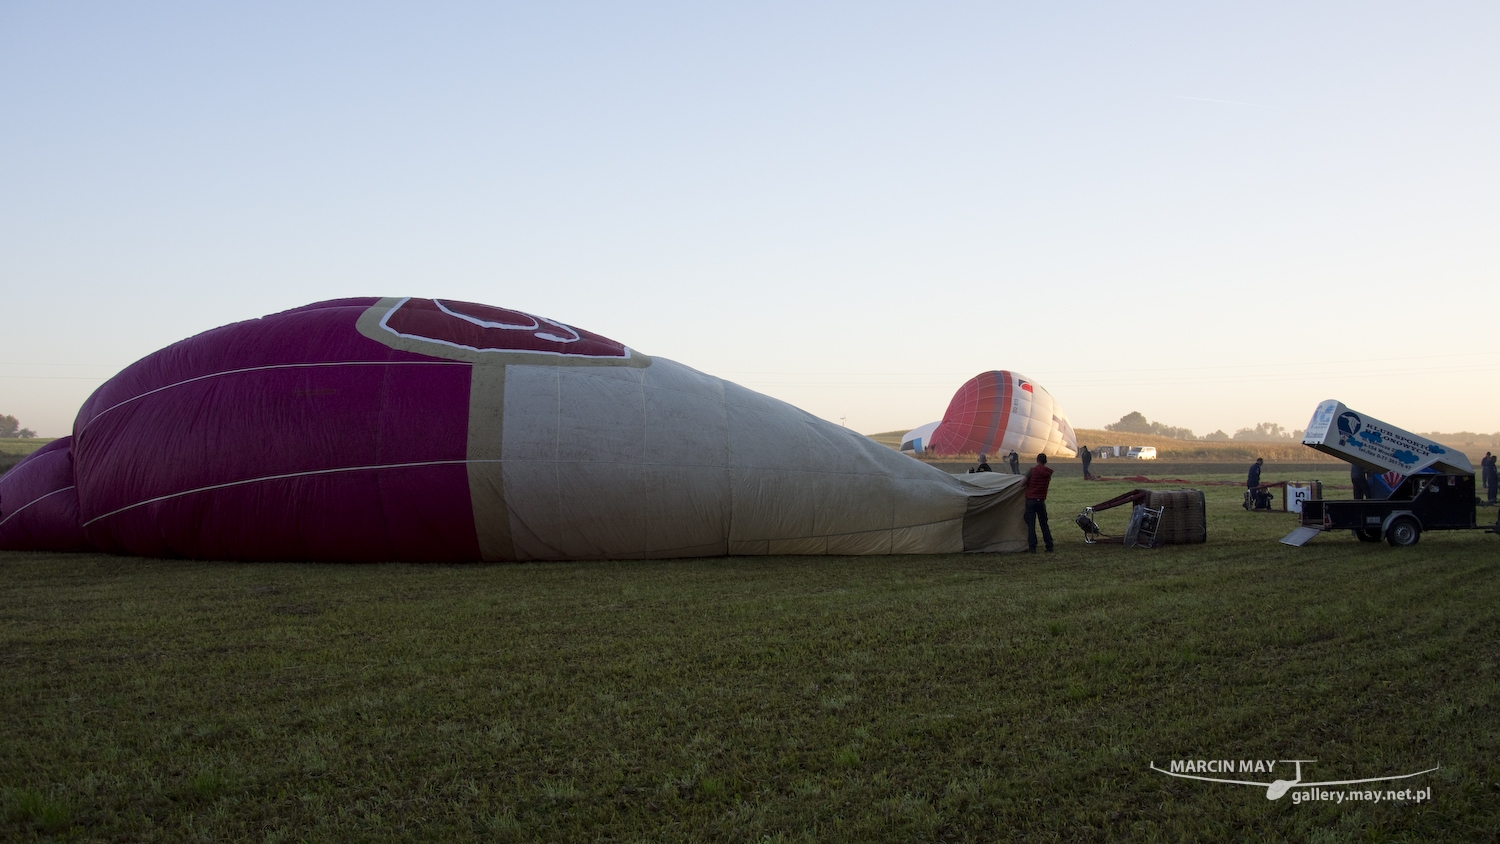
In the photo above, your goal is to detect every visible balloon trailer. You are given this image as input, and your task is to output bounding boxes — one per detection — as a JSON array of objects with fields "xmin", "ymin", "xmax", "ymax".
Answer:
[
  {"xmin": 1279, "ymin": 400, "xmax": 1500, "ymax": 548},
  {"xmin": 1283, "ymin": 473, "xmax": 1491, "ymax": 547}
]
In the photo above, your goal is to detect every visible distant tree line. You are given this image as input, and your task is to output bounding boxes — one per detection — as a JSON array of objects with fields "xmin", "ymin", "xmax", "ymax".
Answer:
[
  {"xmin": 1229, "ymin": 421, "xmax": 1305, "ymax": 442},
  {"xmin": 1103, "ymin": 412, "xmax": 1302, "ymax": 442},
  {"xmin": 1, "ymin": 414, "xmax": 38, "ymax": 438},
  {"xmin": 1103, "ymin": 411, "xmax": 1196, "ymax": 440}
]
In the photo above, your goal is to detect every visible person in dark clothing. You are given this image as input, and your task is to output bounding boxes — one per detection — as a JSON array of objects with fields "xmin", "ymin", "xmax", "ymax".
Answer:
[
  {"xmin": 1023, "ymin": 453, "xmax": 1054, "ymax": 552},
  {"xmin": 1080, "ymin": 445, "xmax": 1093, "ymax": 480},
  {"xmin": 1007, "ymin": 451, "xmax": 1020, "ymax": 475},
  {"xmin": 1483, "ymin": 452, "xmax": 1498, "ymax": 504},
  {"xmin": 1350, "ymin": 462, "xmax": 1371, "ymax": 500},
  {"xmin": 1244, "ymin": 458, "xmax": 1269, "ymax": 510},
  {"xmin": 974, "ymin": 453, "xmax": 993, "ymax": 473}
]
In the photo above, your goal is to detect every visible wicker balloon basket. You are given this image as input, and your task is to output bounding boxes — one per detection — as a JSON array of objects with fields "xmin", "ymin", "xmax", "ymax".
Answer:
[
  {"xmin": 1142, "ymin": 489, "xmax": 1207, "ymax": 544},
  {"xmin": 1078, "ymin": 487, "xmax": 1207, "ymax": 547}
]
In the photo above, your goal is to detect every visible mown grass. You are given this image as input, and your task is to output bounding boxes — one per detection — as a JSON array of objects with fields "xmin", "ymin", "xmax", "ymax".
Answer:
[
  {"xmin": 0, "ymin": 438, "xmax": 54, "ymax": 476},
  {"xmin": 0, "ymin": 438, "xmax": 53, "ymax": 456},
  {"xmin": 2, "ymin": 475, "xmax": 1497, "ymax": 842}
]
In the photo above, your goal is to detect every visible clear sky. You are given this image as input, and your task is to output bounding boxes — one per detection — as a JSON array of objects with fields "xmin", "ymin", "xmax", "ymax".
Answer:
[{"xmin": 3, "ymin": 2, "xmax": 1496, "ymax": 439}]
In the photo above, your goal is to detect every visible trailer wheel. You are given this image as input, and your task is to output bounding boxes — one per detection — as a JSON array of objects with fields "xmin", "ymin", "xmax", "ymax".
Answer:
[
  {"xmin": 1355, "ymin": 528, "xmax": 1381, "ymax": 543},
  {"xmin": 1385, "ymin": 517, "xmax": 1421, "ymax": 547}
]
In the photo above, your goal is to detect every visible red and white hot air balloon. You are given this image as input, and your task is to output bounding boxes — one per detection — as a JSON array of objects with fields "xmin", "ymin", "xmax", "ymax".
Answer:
[{"xmin": 901, "ymin": 371, "xmax": 1076, "ymax": 459}]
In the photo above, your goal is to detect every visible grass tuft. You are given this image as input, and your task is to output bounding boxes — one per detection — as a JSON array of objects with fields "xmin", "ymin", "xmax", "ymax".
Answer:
[{"xmin": 7, "ymin": 788, "xmax": 72, "ymax": 832}]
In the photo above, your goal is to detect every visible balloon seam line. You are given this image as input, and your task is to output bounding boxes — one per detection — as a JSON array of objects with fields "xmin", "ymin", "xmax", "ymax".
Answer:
[
  {"xmin": 80, "ymin": 459, "xmax": 499, "ymax": 527},
  {"xmin": 0, "ymin": 485, "xmax": 77, "ymax": 529},
  {"xmin": 78, "ymin": 361, "xmax": 471, "ymax": 434}
]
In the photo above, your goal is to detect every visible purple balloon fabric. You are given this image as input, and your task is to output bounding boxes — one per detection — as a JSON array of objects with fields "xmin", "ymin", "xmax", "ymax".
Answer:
[
  {"xmin": 0, "ymin": 436, "xmax": 90, "ymax": 551},
  {"xmin": 64, "ymin": 298, "xmax": 479, "ymax": 561}
]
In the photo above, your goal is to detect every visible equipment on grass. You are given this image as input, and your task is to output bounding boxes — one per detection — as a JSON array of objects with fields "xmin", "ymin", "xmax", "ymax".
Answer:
[
  {"xmin": 1124, "ymin": 505, "xmax": 1164, "ymax": 549},
  {"xmin": 1243, "ymin": 481, "xmax": 1322, "ymax": 513},
  {"xmin": 1076, "ymin": 488, "xmax": 1205, "ymax": 547},
  {"xmin": 1075, "ymin": 507, "xmax": 1102, "ymax": 544}
]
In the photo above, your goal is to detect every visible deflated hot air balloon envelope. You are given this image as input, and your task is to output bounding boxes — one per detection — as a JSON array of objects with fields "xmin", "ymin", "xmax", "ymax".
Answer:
[{"xmin": 0, "ymin": 298, "xmax": 1040, "ymax": 560}]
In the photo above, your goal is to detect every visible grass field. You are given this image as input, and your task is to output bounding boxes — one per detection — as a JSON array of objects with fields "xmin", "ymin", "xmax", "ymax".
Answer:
[
  {"xmin": 0, "ymin": 438, "xmax": 54, "ymax": 477},
  {"xmin": 3, "ymin": 472, "xmax": 1498, "ymax": 842},
  {"xmin": 0, "ymin": 439, "xmax": 54, "ymax": 456}
]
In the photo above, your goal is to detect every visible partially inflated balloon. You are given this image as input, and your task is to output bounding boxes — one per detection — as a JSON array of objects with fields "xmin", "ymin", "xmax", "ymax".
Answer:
[
  {"xmin": 1, "ymin": 298, "xmax": 1032, "ymax": 560},
  {"xmin": 925, "ymin": 371, "xmax": 1077, "ymax": 458},
  {"xmin": 899, "ymin": 421, "xmax": 941, "ymax": 454}
]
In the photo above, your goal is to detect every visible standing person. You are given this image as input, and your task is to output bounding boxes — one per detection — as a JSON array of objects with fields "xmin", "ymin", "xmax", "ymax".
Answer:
[
  {"xmin": 1007, "ymin": 451, "xmax": 1020, "ymax": 475},
  {"xmin": 974, "ymin": 453, "xmax": 993, "ymax": 473},
  {"xmin": 1483, "ymin": 452, "xmax": 1498, "ymax": 504},
  {"xmin": 1023, "ymin": 453, "xmax": 1055, "ymax": 553},
  {"xmin": 1350, "ymin": 462, "xmax": 1371, "ymax": 500},
  {"xmin": 1080, "ymin": 445, "xmax": 1093, "ymax": 480}
]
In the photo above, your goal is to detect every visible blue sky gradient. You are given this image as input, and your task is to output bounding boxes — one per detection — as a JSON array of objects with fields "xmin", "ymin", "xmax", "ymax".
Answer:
[{"xmin": 3, "ymin": 2, "xmax": 1495, "ymax": 437}]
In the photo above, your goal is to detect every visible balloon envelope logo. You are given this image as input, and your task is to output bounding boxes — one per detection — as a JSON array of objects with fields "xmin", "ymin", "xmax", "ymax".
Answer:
[
  {"xmin": 380, "ymin": 297, "xmax": 631, "ymax": 358},
  {"xmin": 1337, "ymin": 412, "xmax": 1362, "ymax": 439}
]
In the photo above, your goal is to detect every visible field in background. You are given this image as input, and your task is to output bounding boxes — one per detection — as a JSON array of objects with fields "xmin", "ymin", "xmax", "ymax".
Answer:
[
  {"xmin": 867, "ymin": 429, "xmax": 1334, "ymax": 463},
  {"xmin": 0, "ymin": 438, "xmax": 53, "ymax": 477},
  {"xmin": 0, "ymin": 438, "xmax": 53, "ymax": 456},
  {"xmin": 870, "ymin": 428, "xmax": 1500, "ymax": 465},
  {"xmin": 1071, "ymin": 429, "xmax": 1333, "ymax": 463},
  {"xmin": 1422, "ymin": 431, "xmax": 1500, "ymax": 462},
  {"xmin": 865, "ymin": 430, "xmax": 908, "ymax": 450},
  {"xmin": 3, "ymin": 471, "xmax": 1496, "ymax": 841}
]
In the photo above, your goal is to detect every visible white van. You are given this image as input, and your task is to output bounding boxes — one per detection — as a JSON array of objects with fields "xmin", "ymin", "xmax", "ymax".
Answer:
[{"xmin": 1125, "ymin": 446, "xmax": 1157, "ymax": 460}]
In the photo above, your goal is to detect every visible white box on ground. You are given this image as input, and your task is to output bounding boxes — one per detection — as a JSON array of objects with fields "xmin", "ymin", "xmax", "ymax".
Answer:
[{"xmin": 1285, "ymin": 483, "xmax": 1314, "ymax": 514}]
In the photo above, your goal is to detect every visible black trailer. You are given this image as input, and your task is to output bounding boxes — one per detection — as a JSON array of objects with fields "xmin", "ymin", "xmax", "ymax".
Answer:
[{"xmin": 1282, "ymin": 473, "xmax": 1495, "ymax": 547}]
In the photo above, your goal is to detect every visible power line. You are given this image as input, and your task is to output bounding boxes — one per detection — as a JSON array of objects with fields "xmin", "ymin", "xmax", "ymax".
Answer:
[
  {"xmin": 717, "ymin": 351, "xmax": 1494, "ymax": 378},
  {"xmin": 734, "ymin": 364, "xmax": 1500, "ymax": 389},
  {"xmin": 0, "ymin": 375, "xmax": 110, "ymax": 381}
]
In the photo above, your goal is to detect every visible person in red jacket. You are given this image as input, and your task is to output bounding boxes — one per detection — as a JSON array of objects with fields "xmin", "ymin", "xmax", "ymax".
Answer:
[{"xmin": 1024, "ymin": 453, "xmax": 1054, "ymax": 552}]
